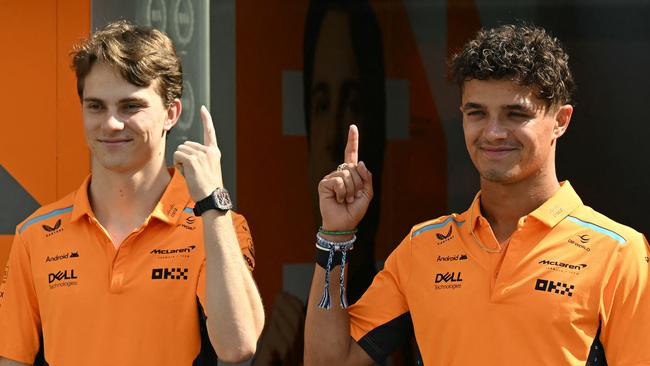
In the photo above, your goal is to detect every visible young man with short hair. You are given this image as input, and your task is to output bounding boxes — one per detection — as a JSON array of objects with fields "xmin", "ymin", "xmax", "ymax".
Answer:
[
  {"xmin": 0, "ymin": 21, "xmax": 264, "ymax": 366},
  {"xmin": 305, "ymin": 24, "xmax": 650, "ymax": 365}
]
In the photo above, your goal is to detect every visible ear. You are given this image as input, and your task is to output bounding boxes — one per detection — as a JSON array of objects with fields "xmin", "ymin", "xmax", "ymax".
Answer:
[
  {"xmin": 164, "ymin": 98, "xmax": 182, "ymax": 132},
  {"xmin": 552, "ymin": 104, "xmax": 573, "ymax": 139}
]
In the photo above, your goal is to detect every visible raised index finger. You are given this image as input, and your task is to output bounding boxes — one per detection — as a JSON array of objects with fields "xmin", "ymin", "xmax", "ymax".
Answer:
[
  {"xmin": 344, "ymin": 124, "xmax": 359, "ymax": 164},
  {"xmin": 200, "ymin": 105, "xmax": 218, "ymax": 148}
]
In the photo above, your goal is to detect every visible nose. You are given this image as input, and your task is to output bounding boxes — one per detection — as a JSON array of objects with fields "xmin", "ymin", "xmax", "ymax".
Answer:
[
  {"xmin": 102, "ymin": 113, "xmax": 125, "ymax": 132},
  {"xmin": 483, "ymin": 115, "xmax": 508, "ymax": 141}
]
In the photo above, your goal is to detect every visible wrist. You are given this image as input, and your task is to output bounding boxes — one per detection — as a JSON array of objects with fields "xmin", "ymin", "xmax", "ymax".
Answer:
[{"xmin": 318, "ymin": 233, "xmax": 354, "ymax": 242}]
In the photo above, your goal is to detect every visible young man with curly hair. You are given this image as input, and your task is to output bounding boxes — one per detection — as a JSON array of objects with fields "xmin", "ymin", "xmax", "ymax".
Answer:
[
  {"xmin": 304, "ymin": 24, "xmax": 650, "ymax": 365},
  {"xmin": 0, "ymin": 21, "xmax": 264, "ymax": 366}
]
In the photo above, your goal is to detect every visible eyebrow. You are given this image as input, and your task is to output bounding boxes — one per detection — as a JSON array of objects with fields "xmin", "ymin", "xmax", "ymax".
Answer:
[
  {"xmin": 460, "ymin": 102, "xmax": 483, "ymax": 111},
  {"xmin": 460, "ymin": 102, "xmax": 536, "ymax": 113},
  {"xmin": 505, "ymin": 104, "xmax": 535, "ymax": 113},
  {"xmin": 82, "ymin": 97, "xmax": 149, "ymax": 104}
]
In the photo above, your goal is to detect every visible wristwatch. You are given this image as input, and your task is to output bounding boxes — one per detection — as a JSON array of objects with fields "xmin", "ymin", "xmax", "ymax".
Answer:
[{"xmin": 193, "ymin": 187, "xmax": 233, "ymax": 216}]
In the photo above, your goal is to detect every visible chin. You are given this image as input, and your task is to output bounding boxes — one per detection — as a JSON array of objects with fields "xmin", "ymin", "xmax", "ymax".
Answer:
[{"xmin": 479, "ymin": 168, "xmax": 522, "ymax": 184}]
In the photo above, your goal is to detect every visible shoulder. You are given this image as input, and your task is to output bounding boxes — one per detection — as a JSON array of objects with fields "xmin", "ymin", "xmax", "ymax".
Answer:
[
  {"xmin": 568, "ymin": 205, "xmax": 644, "ymax": 248},
  {"xmin": 15, "ymin": 192, "xmax": 76, "ymax": 237},
  {"xmin": 409, "ymin": 213, "xmax": 465, "ymax": 240}
]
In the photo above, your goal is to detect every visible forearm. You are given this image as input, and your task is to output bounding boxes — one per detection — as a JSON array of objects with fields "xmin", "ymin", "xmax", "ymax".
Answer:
[
  {"xmin": 0, "ymin": 358, "xmax": 31, "ymax": 366},
  {"xmin": 203, "ymin": 210, "xmax": 264, "ymax": 362},
  {"xmin": 304, "ymin": 265, "xmax": 373, "ymax": 366}
]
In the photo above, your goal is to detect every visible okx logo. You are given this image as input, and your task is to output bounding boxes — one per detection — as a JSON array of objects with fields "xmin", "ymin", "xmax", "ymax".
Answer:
[
  {"xmin": 534, "ymin": 278, "xmax": 574, "ymax": 297},
  {"xmin": 42, "ymin": 219, "xmax": 63, "ymax": 237},
  {"xmin": 152, "ymin": 268, "xmax": 189, "ymax": 280},
  {"xmin": 436, "ymin": 227, "xmax": 454, "ymax": 244}
]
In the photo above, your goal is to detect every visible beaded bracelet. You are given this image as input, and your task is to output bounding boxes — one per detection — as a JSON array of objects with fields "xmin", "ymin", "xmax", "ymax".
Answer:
[
  {"xmin": 318, "ymin": 226, "xmax": 358, "ymax": 236},
  {"xmin": 315, "ymin": 233, "xmax": 356, "ymax": 310}
]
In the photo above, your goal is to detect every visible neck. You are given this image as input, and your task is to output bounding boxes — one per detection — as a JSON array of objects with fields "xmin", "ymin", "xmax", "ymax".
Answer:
[
  {"xmin": 89, "ymin": 158, "xmax": 171, "ymax": 232},
  {"xmin": 479, "ymin": 168, "xmax": 560, "ymax": 243}
]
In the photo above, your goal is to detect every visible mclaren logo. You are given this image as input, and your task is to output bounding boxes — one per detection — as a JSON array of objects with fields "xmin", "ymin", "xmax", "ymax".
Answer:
[
  {"xmin": 150, "ymin": 245, "xmax": 196, "ymax": 255},
  {"xmin": 436, "ymin": 227, "xmax": 454, "ymax": 244},
  {"xmin": 538, "ymin": 260, "xmax": 587, "ymax": 271}
]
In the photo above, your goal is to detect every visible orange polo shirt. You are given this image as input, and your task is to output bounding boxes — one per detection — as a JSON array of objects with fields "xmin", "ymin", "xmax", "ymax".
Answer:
[
  {"xmin": 348, "ymin": 182, "xmax": 650, "ymax": 365},
  {"xmin": 0, "ymin": 170, "xmax": 255, "ymax": 366}
]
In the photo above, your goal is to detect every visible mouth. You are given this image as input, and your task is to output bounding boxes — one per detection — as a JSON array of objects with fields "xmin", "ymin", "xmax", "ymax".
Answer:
[
  {"xmin": 479, "ymin": 146, "xmax": 518, "ymax": 159},
  {"xmin": 97, "ymin": 138, "xmax": 133, "ymax": 146}
]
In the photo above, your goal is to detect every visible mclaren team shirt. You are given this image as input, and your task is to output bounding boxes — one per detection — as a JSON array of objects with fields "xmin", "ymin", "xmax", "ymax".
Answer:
[
  {"xmin": 348, "ymin": 181, "xmax": 650, "ymax": 365},
  {"xmin": 0, "ymin": 169, "xmax": 256, "ymax": 366}
]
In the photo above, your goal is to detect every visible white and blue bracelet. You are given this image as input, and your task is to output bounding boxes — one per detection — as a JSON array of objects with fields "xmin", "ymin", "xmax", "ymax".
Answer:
[{"xmin": 315, "ymin": 232, "xmax": 356, "ymax": 309}]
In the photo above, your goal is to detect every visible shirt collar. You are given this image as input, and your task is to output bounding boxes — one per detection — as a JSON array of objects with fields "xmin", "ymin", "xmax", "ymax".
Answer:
[
  {"xmin": 528, "ymin": 181, "xmax": 582, "ymax": 228},
  {"xmin": 467, "ymin": 181, "xmax": 582, "ymax": 230},
  {"xmin": 70, "ymin": 167, "xmax": 192, "ymax": 226}
]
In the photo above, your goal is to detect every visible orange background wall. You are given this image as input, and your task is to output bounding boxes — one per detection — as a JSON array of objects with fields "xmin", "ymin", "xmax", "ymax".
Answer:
[
  {"xmin": 0, "ymin": 1, "xmax": 90, "ymax": 277},
  {"xmin": 236, "ymin": 0, "xmax": 454, "ymax": 310}
]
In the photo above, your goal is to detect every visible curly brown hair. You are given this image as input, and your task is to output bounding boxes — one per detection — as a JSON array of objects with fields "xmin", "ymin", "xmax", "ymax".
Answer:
[
  {"xmin": 71, "ymin": 20, "xmax": 183, "ymax": 107},
  {"xmin": 449, "ymin": 24, "xmax": 575, "ymax": 107}
]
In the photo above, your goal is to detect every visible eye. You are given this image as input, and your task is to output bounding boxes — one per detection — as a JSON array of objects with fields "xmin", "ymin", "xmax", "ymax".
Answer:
[
  {"xmin": 85, "ymin": 102, "xmax": 103, "ymax": 112},
  {"xmin": 509, "ymin": 112, "xmax": 532, "ymax": 120},
  {"xmin": 122, "ymin": 103, "xmax": 145, "ymax": 113},
  {"xmin": 312, "ymin": 97, "xmax": 329, "ymax": 116},
  {"xmin": 466, "ymin": 110, "xmax": 485, "ymax": 118}
]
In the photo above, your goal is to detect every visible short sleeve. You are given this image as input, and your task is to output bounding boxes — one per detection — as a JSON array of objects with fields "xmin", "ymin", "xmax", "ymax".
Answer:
[
  {"xmin": 347, "ymin": 234, "xmax": 414, "ymax": 364},
  {"xmin": 231, "ymin": 212, "xmax": 255, "ymax": 272},
  {"xmin": 0, "ymin": 232, "xmax": 42, "ymax": 363},
  {"xmin": 196, "ymin": 211, "xmax": 256, "ymax": 311},
  {"xmin": 599, "ymin": 234, "xmax": 650, "ymax": 364}
]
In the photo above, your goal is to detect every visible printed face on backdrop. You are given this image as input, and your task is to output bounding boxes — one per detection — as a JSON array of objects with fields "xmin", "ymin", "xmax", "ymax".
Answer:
[{"xmin": 309, "ymin": 9, "xmax": 362, "ymax": 214}]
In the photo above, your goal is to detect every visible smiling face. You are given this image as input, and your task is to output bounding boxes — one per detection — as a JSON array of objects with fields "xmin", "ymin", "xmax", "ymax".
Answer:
[
  {"xmin": 461, "ymin": 79, "xmax": 572, "ymax": 185},
  {"xmin": 82, "ymin": 62, "xmax": 180, "ymax": 174}
]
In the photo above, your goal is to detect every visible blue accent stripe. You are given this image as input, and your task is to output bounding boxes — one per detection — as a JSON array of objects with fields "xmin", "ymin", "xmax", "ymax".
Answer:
[
  {"xmin": 18, "ymin": 206, "xmax": 73, "ymax": 234},
  {"xmin": 183, "ymin": 207, "xmax": 194, "ymax": 214},
  {"xmin": 412, "ymin": 217, "xmax": 465, "ymax": 238},
  {"xmin": 566, "ymin": 216, "xmax": 626, "ymax": 244}
]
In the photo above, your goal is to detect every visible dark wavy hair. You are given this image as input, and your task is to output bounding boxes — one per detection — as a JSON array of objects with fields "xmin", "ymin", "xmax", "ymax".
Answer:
[
  {"xmin": 450, "ymin": 24, "xmax": 575, "ymax": 107},
  {"xmin": 71, "ymin": 20, "xmax": 183, "ymax": 107}
]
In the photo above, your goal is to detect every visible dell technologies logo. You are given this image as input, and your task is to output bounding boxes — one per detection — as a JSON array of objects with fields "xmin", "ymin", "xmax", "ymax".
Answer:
[
  {"xmin": 48, "ymin": 269, "xmax": 79, "ymax": 289},
  {"xmin": 434, "ymin": 272, "xmax": 463, "ymax": 290}
]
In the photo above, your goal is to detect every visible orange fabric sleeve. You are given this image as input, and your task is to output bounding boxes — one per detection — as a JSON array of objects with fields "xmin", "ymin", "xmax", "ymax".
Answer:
[
  {"xmin": 0, "ymin": 232, "xmax": 42, "ymax": 364},
  {"xmin": 348, "ymin": 234, "xmax": 412, "ymax": 342},
  {"xmin": 599, "ymin": 234, "xmax": 650, "ymax": 364}
]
